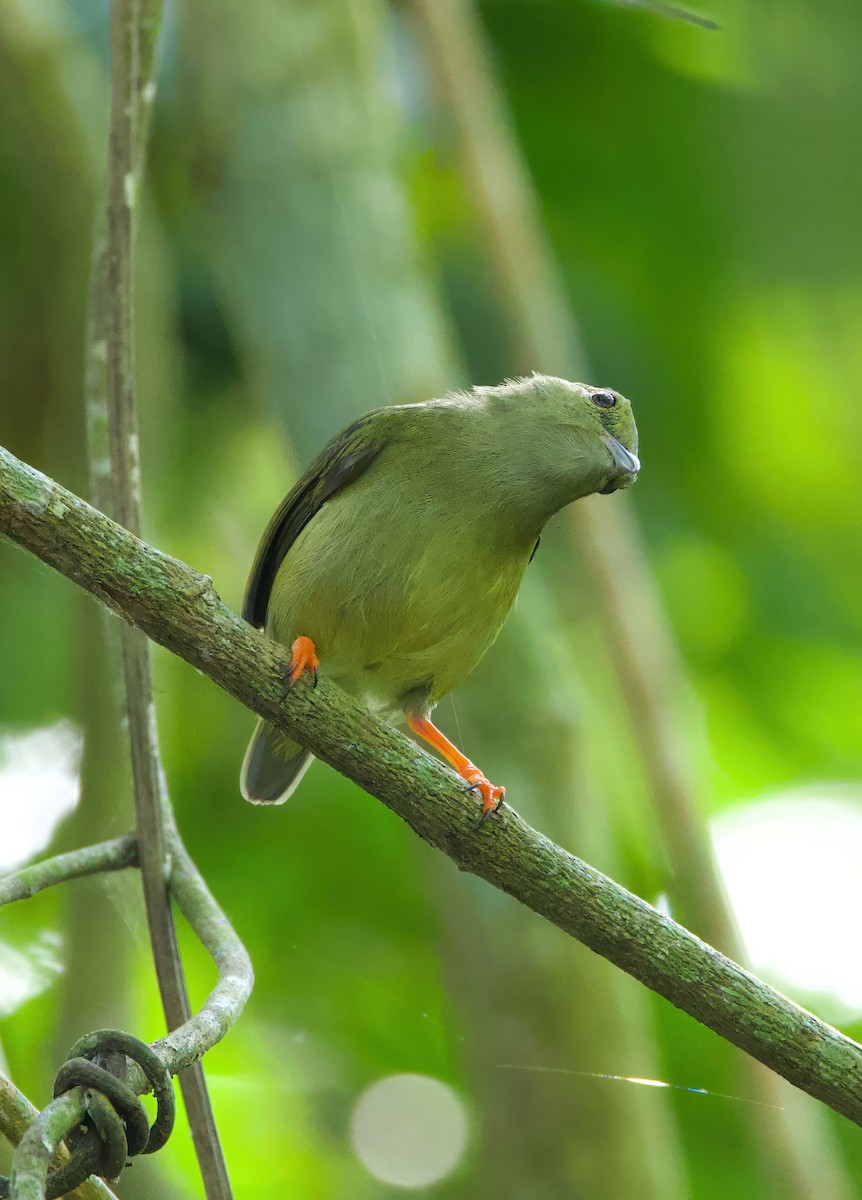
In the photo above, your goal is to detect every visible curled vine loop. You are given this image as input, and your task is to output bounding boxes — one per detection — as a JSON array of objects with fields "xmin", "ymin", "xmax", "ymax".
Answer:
[
  {"xmin": 0, "ymin": 1028, "xmax": 176, "ymax": 1199},
  {"xmin": 64, "ymin": 1029, "xmax": 176, "ymax": 1155}
]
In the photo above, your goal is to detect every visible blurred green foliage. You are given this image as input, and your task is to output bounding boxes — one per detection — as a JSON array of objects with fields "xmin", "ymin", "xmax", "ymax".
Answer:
[{"xmin": 2, "ymin": 0, "xmax": 862, "ymax": 1196}]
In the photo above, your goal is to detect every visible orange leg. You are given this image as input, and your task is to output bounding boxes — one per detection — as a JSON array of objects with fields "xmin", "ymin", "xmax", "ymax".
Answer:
[
  {"xmin": 407, "ymin": 715, "xmax": 505, "ymax": 825},
  {"xmin": 286, "ymin": 635, "xmax": 320, "ymax": 689}
]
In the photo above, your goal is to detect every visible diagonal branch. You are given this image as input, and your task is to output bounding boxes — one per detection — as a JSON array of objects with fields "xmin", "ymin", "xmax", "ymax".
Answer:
[
  {"xmin": 2, "ymin": 444, "xmax": 862, "ymax": 1127},
  {"xmin": 0, "ymin": 838, "xmax": 138, "ymax": 907}
]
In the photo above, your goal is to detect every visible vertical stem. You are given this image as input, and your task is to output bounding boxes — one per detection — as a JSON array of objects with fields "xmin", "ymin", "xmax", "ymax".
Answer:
[
  {"xmin": 106, "ymin": 0, "xmax": 140, "ymax": 535},
  {"xmin": 88, "ymin": 0, "xmax": 162, "ymax": 520},
  {"xmin": 98, "ymin": 2, "xmax": 233, "ymax": 1194}
]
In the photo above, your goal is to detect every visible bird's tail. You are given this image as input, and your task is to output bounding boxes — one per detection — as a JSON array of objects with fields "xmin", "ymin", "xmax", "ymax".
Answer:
[{"xmin": 240, "ymin": 719, "xmax": 314, "ymax": 804}]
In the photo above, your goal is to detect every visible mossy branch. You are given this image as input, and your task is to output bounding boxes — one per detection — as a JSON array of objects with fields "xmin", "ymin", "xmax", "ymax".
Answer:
[{"xmin": 2, "ymin": 442, "xmax": 862, "ymax": 1126}]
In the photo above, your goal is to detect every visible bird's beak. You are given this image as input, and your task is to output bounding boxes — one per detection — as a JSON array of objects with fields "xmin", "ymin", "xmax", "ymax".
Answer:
[
  {"xmin": 604, "ymin": 434, "xmax": 640, "ymax": 478},
  {"xmin": 598, "ymin": 434, "xmax": 640, "ymax": 494}
]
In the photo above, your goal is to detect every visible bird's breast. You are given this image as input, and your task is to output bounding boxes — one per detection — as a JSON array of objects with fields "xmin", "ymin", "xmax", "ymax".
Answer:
[{"xmin": 267, "ymin": 479, "xmax": 532, "ymax": 709}]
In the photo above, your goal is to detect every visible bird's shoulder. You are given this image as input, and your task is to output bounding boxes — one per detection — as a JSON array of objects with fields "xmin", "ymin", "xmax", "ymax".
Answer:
[{"xmin": 242, "ymin": 403, "xmax": 430, "ymax": 628}]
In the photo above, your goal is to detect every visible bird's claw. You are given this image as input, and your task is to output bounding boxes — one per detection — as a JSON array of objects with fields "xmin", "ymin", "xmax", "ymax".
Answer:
[
  {"xmin": 464, "ymin": 772, "xmax": 505, "ymax": 830},
  {"xmin": 282, "ymin": 635, "xmax": 320, "ymax": 698},
  {"xmin": 406, "ymin": 715, "xmax": 505, "ymax": 833}
]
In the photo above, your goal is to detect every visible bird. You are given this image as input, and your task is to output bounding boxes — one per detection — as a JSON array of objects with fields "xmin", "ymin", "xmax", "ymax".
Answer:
[{"xmin": 240, "ymin": 373, "xmax": 639, "ymax": 822}]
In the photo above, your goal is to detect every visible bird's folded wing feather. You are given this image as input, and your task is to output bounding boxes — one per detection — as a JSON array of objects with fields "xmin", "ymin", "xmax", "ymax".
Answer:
[{"xmin": 242, "ymin": 406, "xmax": 402, "ymax": 629}]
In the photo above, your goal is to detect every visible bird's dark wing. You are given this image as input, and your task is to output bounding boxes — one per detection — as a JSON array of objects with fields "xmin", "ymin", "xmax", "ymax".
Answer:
[{"xmin": 242, "ymin": 407, "xmax": 400, "ymax": 629}]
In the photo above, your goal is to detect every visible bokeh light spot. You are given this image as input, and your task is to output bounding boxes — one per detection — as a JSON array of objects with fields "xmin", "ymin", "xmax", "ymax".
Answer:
[
  {"xmin": 713, "ymin": 788, "xmax": 862, "ymax": 1021},
  {"xmin": 0, "ymin": 722, "xmax": 82, "ymax": 871},
  {"xmin": 350, "ymin": 1073, "xmax": 468, "ymax": 1188},
  {"xmin": 0, "ymin": 930, "xmax": 63, "ymax": 1017}
]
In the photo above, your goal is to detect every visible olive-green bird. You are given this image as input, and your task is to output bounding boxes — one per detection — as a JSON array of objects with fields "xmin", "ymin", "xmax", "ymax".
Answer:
[{"xmin": 240, "ymin": 374, "xmax": 639, "ymax": 820}]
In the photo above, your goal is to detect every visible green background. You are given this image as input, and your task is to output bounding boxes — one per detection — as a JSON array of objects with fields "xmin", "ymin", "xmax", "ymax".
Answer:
[{"xmin": 2, "ymin": 0, "xmax": 862, "ymax": 1195}]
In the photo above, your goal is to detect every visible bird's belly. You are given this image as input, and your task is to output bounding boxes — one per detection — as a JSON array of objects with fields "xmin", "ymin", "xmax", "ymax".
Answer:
[
  {"xmin": 343, "ymin": 571, "xmax": 520, "ymax": 711},
  {"xmin": 267, "ymin": 495, "xmax": 529, "ymax": 712}
]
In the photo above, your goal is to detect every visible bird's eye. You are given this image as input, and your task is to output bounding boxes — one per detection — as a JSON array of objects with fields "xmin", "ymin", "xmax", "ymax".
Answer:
[{"xmin": 591, "ymin": 391, "xmax": 617, "ymax": 409}]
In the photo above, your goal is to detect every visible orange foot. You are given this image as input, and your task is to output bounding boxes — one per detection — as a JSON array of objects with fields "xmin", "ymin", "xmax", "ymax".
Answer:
[
  {"xmin": 407, "ymin": 716, "xmax": 506, "ymax": 830},
  {"xmin": 462, "ymin": 768, "xmax": 506, "ymax": 828},
  {"xmin": 286, "ymin": 635, "xmax": 320, "ymax": 690}
]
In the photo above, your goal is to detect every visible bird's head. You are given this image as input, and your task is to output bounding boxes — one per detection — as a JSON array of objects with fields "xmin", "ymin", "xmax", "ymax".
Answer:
[
  {"xmin": 579, "ymin": 381, "xmax": 640, "ymax": 495},
  {"xmin": 479, "ymin": 374, "xmax": 640, "ymax": 517}
]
